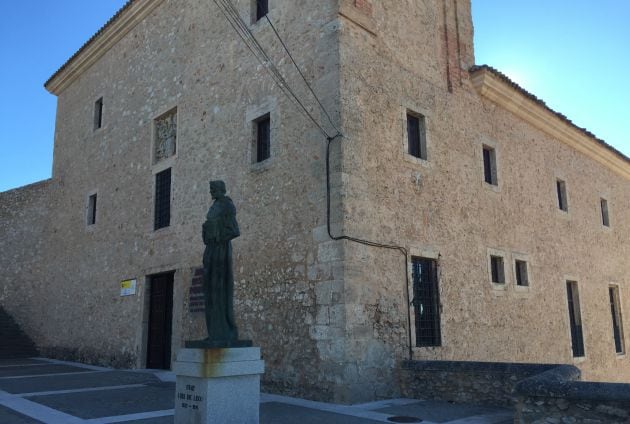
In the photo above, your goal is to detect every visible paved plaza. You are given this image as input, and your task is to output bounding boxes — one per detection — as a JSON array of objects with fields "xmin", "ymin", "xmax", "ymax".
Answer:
[{"xmin": 0, "ymin": 357, "xmax": 513, "ymax": 423}]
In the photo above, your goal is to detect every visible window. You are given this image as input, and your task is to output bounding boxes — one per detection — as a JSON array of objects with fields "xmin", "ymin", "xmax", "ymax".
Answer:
[
  {"xmin": 490, "ymin": 255, "xmax": 505, "ymax": 284},
  {"xmin": 255, "ymin": 0, "xmax": 268, "ymax": 21},
  {"xmin": 556, "ymin": 179, "xmax": 568, "ymax": 211},
  {"xmin": 482, "ymin": 146, "xmax": 497, "ymax": 185},
  {"xmin": 407, "ymin": 112, "xmax": 427, "ymax": 160},
  {"xmin": 566, "ymin": 281, "xmax": 585, "ymax": 357},
  {"xmin": 255, "ymin": 114, "xmax": 271, "ymax": 163},
  {"xmin": 154, "ymin": 168, "xmax": 171, "ymax": 230},
  {"xmin": 412, "ymin": 257, "xmax": 441, "ymax": 347},
  {"xmin": 87, "ymin": 194, "xmax": 97, "ymax": 226},
  {"xmin": 515, "ymin": 260, "xmax": 528, "ymax": 287},
  {"xmin": 94, "ymin": 97, "xmax": 103, "ymax": 130},
  {"xmin": 609, "ymin": 286, "xmax": 625, "ymax": 354},
  {"xmin": 601, "ymin": 198, "xmax": 610, "ymax": 227}
]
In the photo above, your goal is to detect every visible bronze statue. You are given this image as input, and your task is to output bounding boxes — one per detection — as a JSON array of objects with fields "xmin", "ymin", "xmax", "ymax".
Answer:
[{"xmin": 186, "ymin": 180, "xmax": 251, "ymax": 348}]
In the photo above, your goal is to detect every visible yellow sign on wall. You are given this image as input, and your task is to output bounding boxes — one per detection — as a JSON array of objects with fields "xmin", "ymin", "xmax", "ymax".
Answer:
[{"xmin": 120, "ymin": 279, "xmax": 137, "ymax": 296}]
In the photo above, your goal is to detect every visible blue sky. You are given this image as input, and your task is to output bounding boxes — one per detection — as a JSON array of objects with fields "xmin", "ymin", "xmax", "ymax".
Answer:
[{"xmin": 0, "ymin": 1, "xmax": 628, "ymax": 192}]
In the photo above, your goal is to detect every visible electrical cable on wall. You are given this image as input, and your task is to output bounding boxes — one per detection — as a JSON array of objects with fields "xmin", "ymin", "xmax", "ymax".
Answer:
[{"xmin": 214, "ymin": 0, "xmax": 415, "ymax": 360}]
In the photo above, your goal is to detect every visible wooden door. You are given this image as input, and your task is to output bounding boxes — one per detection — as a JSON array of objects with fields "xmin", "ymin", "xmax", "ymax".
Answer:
[{"xmin": 146, "ymin": 272, "xmax": 174, "ymax": 369}]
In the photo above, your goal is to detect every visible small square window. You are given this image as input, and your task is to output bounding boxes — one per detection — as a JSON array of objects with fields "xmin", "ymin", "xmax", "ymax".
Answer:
[
  {"xmin": 254, "ymin": 114, "xmax": 271, "ymax": 163},
  {"xmin": 490, "ymin": 255, "xmax": 505, "ymax": 284},
  {"xmin": 601, "ymin": 198, "xmax": 610, "ymax": 227},
  {"xmin": 255, "ymin": 0, "xmax": 268, "ymax": 21},
  {"xmin": 482, "ymin": 146, "xmax": 497, "ymax": 186},
  {"xmin": 94, "ymin": 97, "xmax": 103, "ymax": 130},
  {"xmin": 557, "ymin": 179, "xmax": 568, "ymax": 212},
  {"xmin": 515, "ymin": 260, "xmax": 528, "ymax": 287},
  {"xmin": 87, "ymin": 193, "xmax": 97, "ymax": 226},
  {"xmin": 407, "ymin": 112, "xmax": 427, "ymax": 160}
]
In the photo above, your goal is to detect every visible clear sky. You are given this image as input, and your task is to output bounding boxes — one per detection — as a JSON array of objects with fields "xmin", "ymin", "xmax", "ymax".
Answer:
[{"xmin": 0, "ymin": 1, "xmax": 628, "ymax": 192}]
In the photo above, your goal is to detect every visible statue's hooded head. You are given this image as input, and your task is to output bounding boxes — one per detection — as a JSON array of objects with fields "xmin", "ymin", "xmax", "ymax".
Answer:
[{"xmin": 210, "ymin": 180, "xmax": 226, "ymax": 199}]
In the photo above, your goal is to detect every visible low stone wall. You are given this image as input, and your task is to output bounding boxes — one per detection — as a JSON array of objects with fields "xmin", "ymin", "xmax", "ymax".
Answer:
[
  {"xmin": 514, "ymin": 365, "xmax": 630, "ymax": 423},
  {"xmin": 400, "ymin": 360, "xmax": 559, "ymax": 406}
]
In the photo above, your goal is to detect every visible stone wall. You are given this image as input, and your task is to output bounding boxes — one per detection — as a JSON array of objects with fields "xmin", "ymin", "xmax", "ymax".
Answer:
[
  {"xmin": 338, "ymin": 0, "xmax": 630, "ymax": 399},
  {"xmin": 1, "ymin": 0, "xmax": 348, "ymax": 400},
  {"xmin": 400, "ymin": 360, "xmax": 558, "ymax": 407},
  {"xmin": 514, "ymin": 365, "xmax": 630, "ymax": 423},
  {"xmin": 0, "ymin": 180, "xmax": 53, "ymax": 344}
]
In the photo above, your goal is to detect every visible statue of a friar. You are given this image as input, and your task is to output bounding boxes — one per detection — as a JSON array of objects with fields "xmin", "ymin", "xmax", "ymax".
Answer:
[{"xmin": 186, "ymin": 180, "xmax": 251, "ymax": 348}]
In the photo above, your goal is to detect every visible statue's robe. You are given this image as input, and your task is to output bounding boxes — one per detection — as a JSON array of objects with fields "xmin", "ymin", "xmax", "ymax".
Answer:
[{"xmin": 202, "ymin": 195, "xmax": 240, "ymax": 342}]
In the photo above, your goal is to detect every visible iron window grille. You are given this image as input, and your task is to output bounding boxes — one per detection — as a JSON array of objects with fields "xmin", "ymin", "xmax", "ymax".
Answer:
[
  {"xmin": 407, "ymin": 113, "xmax": 427, "ymax": 160},
  {"xmin": 609, "ymin": 286, "xmax": 625, "ymax": 354},
  {"xmin": 566, "ymin": 281, "xmax": 585, "ymax": 357},
  {"xmin": 154, "ymin": 168, "xmax": 172, "ymax": 230},
  {"xmin": 412, "ymin": 257, "xmax": 441, "ymax": 347}
]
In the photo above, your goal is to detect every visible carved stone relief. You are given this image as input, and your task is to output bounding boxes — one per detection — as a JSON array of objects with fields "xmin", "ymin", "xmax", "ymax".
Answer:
[{"xmin": 155, "ymin": 110, "xmax": 177, "ymax": 163}]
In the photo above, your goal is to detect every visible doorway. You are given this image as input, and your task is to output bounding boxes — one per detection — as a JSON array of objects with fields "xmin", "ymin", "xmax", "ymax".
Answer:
[{"xmin": 146, "ymin": 272, "xmax": 174, "ymax": 369}]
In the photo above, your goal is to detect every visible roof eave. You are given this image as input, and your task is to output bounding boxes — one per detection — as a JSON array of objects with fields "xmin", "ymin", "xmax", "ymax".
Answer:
[
  {"xmin": 45, "ymin": 0, "xmax": 164, "ymax": 96},
  {"xmin": 470, "ymin": 65, "xmax": 630, "ymax": 180}
]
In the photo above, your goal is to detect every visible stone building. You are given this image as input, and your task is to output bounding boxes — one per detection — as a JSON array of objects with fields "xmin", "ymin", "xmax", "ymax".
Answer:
[{"xmin": 1, "ymin": 0, "xmax": 629, "ymax": 403}]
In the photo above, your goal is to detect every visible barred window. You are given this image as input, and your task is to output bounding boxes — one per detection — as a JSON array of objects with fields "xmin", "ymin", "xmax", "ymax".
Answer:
[
  {"xmin": 412, "ymin": 257, "xmax": 441, "ymax": 347},
  {"xmin": 609, "ymin": 286, "xmax": 625, "ymax": 354},
  {"xmin": 154, "ymin": 168, "xmax": 171, "ymax": 230},
  {"xmin": 255, "ymin": 114, "xmax": 271, "ymax": 163}
]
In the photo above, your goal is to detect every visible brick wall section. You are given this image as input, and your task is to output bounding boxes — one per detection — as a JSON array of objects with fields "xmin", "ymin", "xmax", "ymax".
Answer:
[
  {"xmin": 400, "ymin": 360, "xmax": 559, "ymax": 407},
  {"xmin": 514, "ymin": 365, "xmax": 630, "ymax": 423},
  {"xmin": 354, "ymin": 0, "xmax": 372, "ymax": 16}
]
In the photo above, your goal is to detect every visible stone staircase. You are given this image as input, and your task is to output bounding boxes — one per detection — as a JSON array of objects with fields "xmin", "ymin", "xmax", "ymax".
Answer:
[{"xmin": 0, "ymin": 306, "xmax": 38, "ymax": 358}]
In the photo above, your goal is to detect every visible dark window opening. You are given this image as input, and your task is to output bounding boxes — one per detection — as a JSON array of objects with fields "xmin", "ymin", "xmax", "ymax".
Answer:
[
  {"xmin": 407, "ymin": 113, "xmax": 427, "ymax": 160},
  {"xmin": 490, "ymin": 255, "xmax": 505, "ymax": 284},
  {"xmin": 609, "ymin": 286, "xmax": 625, "ymax": 354},
  {"xmin": 566, "ymin": 281, "xmax": 585, "ymax": 357},
  {"xmin": 483, "ymin": 146, "xmax": 497, "ymax": 185},
  {"xmin": 557, "ymin": 179, "xmax": 568, "ymax": 211},
  {"xmin": 412, "ymin": 257, "xmax": 441, "ymax": 347},
  {"xmin": 515, "ymin": 260, "xmax": 528, "ymax": 287},
  {"xmin": 87, "ymin": 194, "xmax": 97, "ymax": 226},
  {"xmin": 154, "ymin": 168, "xmax": 171, "ymax": 230},
  {"xmin": 255, "ymin": 114, "xmax": 271, "ymax": 163},
  {"xmin": 94, "ymin": 97, "xmax": 103, "ymax": 130},
  {"xmin": 601, "ymin": 199, "xmax": 610, "ymax": 227},
  {"xmin": 256, "ymin": 0, "xmax": 268, "ymax": 21}
]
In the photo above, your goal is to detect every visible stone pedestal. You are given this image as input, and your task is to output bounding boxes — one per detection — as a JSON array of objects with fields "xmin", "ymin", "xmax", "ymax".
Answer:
[{"xmin": 173, "ymin": 347, "xmax": 265, "ymax": 424}]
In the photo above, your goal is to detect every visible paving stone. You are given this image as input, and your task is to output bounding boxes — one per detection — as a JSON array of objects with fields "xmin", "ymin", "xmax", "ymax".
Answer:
[
  {"xmin": 0, "ymin": 370, "xmax": 160, "ymax": 394},
  {"xmin": 260, "ymin": 402, "xmax": 383, "ymax": 424},
  {"xmin": 26, "ymin": 382, "xmax": 176, "ymax": 419},
  {"xmin": 0, "ymin": 364, "xmax": 93, "ymax": 378},
  {"xmin": 376, "ymin": 400, "xmax": 513, "ymax": 423},
  {"xmin": 0, "ymin": 404, "xmax": 43, "ymax": 424}
]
